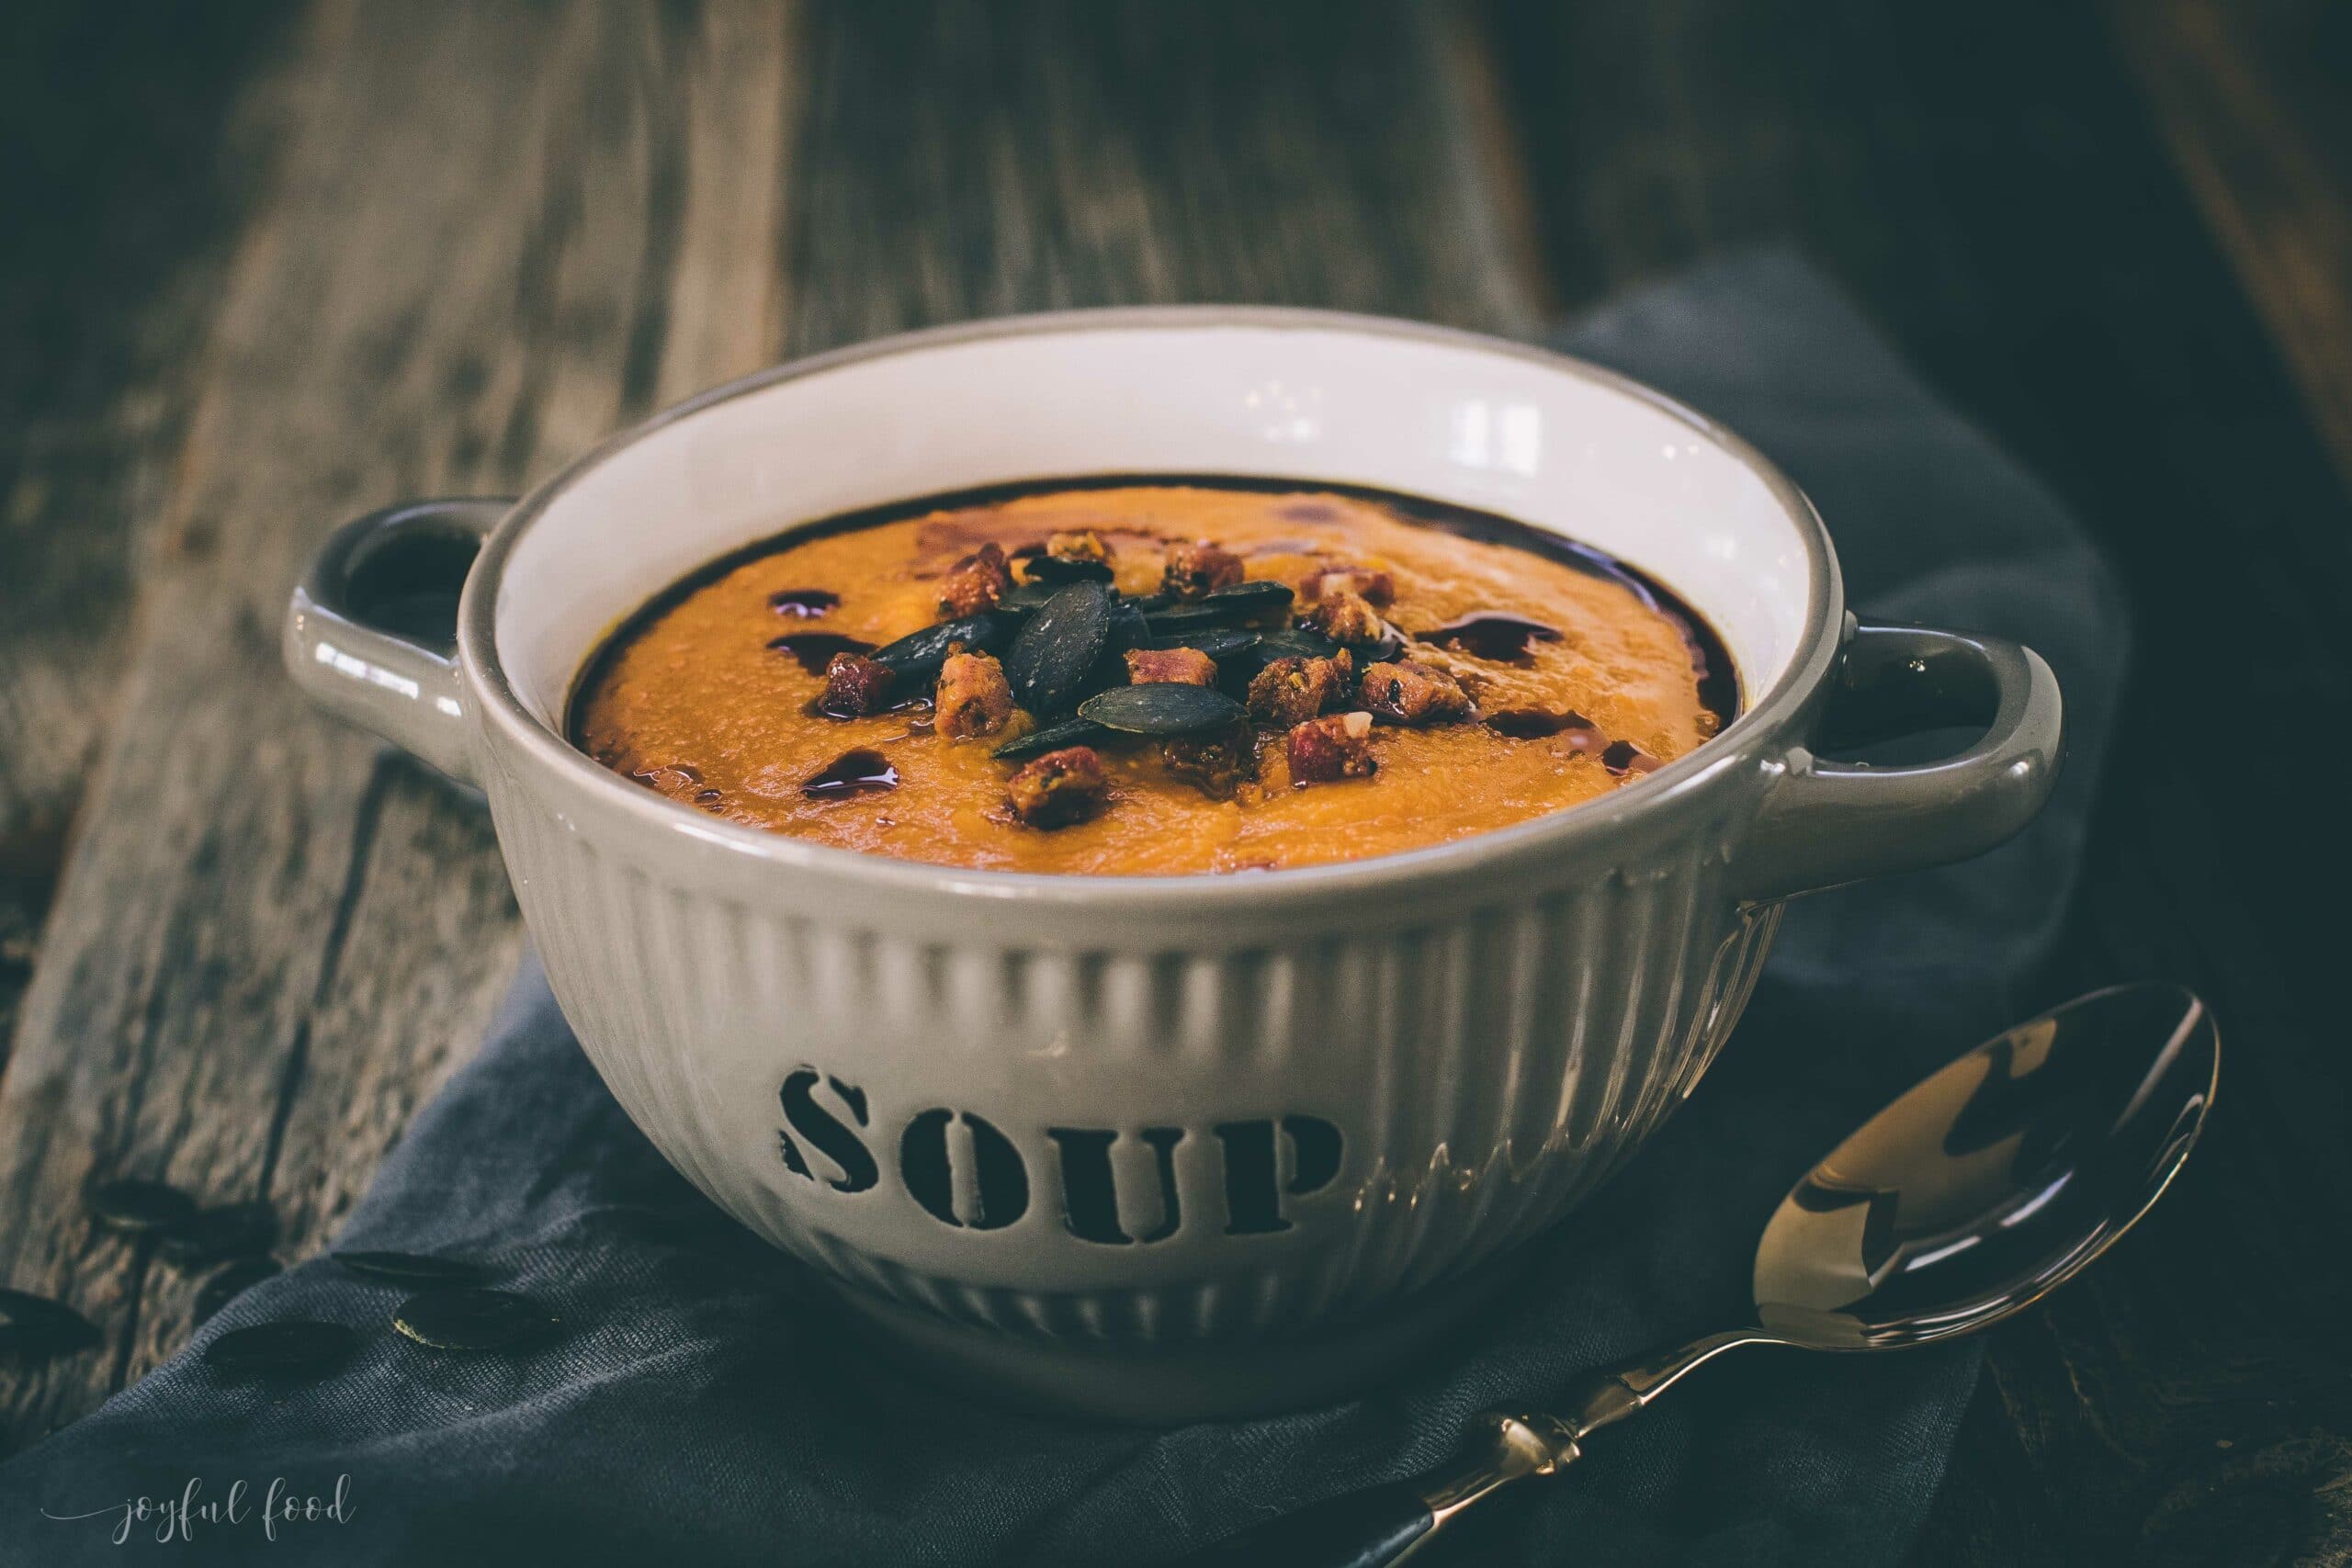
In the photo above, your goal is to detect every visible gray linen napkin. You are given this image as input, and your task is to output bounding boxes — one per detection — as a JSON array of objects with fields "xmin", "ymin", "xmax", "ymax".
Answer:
[{"xmin": 0, "ymin": 251, "xmax": 2124, "ymax": 1567}]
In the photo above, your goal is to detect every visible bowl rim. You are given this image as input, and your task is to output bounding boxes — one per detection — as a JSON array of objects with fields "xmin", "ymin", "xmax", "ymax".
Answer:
[{"xmin": 458, "ymin": 304, "xmax": 1844, "ymax": 910}]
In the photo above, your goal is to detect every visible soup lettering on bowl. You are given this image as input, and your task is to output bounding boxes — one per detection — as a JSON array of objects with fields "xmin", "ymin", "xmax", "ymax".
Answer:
[{"xmin": 570, "ymin": 479, "xmax": 1739, "ymax": 875}]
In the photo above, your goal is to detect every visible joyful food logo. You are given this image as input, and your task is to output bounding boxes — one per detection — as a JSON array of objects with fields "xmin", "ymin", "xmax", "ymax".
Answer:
[{"xmin": 776, "ymin": 1068, "xmax": 1342, "ymax": 1243}]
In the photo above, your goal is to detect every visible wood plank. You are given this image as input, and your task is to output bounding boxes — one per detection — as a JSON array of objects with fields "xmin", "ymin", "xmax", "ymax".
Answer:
[
  {"xmin": 0, "ymin": 0, "xmax": 1540, "ymax": 1453},
  {"xmin": 1481, "ymin": 1, "xmax": 2352, "ymax": 1561},
  {"xmin": 0, "ymin": 5, "xmax": 293, "ymax": 1054},
  {"xmin": 776, "ymin": 0, "xmax": 1536, "ymax": 347},
  {"xmin": 2109, "ymin": 0, "xmax": 2352, "ymax": 502},
  {"xmin": 0, "ymin": 0, "xmax": 795, "ymax": 1450}
]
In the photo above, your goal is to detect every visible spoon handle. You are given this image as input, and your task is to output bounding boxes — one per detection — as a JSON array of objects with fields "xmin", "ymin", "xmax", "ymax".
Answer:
[{"xmin": 1165, "ymin": 1412, "xmax": 1584, "ymax": 1567}]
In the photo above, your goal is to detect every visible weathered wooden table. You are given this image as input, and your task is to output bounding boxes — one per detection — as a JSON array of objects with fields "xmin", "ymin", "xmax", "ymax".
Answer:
[{"xmin": 4, "ymin": 2, "xmax": 2348, "ymax": 1561}]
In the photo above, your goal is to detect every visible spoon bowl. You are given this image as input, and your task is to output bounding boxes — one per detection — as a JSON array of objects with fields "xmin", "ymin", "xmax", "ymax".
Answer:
[{"xmin": 1755, "ymin": 982, "xmax": 2216, "ymax": 1349}]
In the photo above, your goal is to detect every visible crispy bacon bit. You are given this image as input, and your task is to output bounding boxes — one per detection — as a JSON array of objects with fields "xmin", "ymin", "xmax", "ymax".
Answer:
[
  {"xmin": 1301, "ymin": 565, "xmax": 1395, "ymax": 605},
  {"xmin": 1160, "ymin": 539, "xmax": 1245, "ymax": 601},
  {"xmin": 935, "ymin": 651, "xmax": 1015, "ymax": 740},
  {"xmin": 1286, "ymin": 711, "xmax": 1376, "ymax": 784},
  {"xmin": 819, "ymin": 652, "xmax": 896, "ymax": 717},
  {"xmin": 1046, "ymin": 529, "xmax": 1111, "ymax": 564},
  {"xmin": 1164, "ymin": 724, "xmax": 1259, "ymax": 800},
  {"xmin": 1359, "ymin": 660, "xmax": 1473, "ymax": 726},
  {"xmin": 1247, "ymin": 649, "xmax": 1354, "ymax": 728},
  {"xmin": 1005, "ymin": 746, "xmax": 1109, "ymax": 828},
  {"xmin": 938, "ymin": 541, "xmax": 1012, "ymax": 616},
  {"xmin": 1124, "ymin": 646, "xmax": 1218, "ymax": 687},
  {"xmin": 1301, "ymin": 587, "xmax": 1385, "ymax": 645}
]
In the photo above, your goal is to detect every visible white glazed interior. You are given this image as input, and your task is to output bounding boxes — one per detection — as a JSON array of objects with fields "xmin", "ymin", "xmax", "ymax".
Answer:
[{"xmin": 494, "ymin": 319, "xmax": 1815, "ymax": 737}]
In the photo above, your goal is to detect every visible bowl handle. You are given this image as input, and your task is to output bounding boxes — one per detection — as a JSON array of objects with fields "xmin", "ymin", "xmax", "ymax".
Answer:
[
  {"xmin": 283, "ymin": 498, "xmax": 511, "ymax": 784},
  {"xmin": 1733, "ymin": 620, "xmax": 2064, "ymax": 902}
]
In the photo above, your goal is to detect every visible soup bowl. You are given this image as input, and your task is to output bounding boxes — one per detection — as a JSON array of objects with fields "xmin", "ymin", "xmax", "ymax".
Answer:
[{"xmin": 284, "ymin": 308, "xmax": 2062, "ymax": 1420}]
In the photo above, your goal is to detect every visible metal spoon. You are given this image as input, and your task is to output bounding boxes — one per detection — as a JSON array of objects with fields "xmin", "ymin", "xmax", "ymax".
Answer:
[{"xmin": 1175, "ymin": 983, "xmax": 2217, "ymax": 1567}]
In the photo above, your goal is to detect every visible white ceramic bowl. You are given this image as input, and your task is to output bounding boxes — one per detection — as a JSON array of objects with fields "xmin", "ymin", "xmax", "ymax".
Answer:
[{"xmin": 286, "ymin": 309, "xmax": 2062, "ymax": 1420}]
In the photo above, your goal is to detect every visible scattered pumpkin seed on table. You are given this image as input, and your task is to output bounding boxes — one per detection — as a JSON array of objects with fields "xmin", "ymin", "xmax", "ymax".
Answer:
[
  {"xmin": 0, "ymin": 1288, "xmax": 101, "ymax": 1358},
  {"xmin": 85, "ymin": 1178, "xmax": 198, "ymax": 1235},
  {"xmin": 204, "ymin": 1320, "xmax": 356, "ymax": 1378},
  {"xmin": 333, "ymin": 1250, "xmax": 493, "ymax": 1287},
  {"xmin": 392, "ymin": 1287, "xmax": 557, "ymax": 1351},
  {"xmin": 158, "ymin": 1201, "xmax": 277, "ymax": 1266}
]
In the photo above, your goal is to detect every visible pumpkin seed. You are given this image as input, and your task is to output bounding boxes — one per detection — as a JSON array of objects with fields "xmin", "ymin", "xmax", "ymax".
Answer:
[
  {"xmin": 870, "ymin": 613, "xmax": 1012, "ymax": 681},
  {"xmin": 1078, "ymin": 683, "xmax": 1248, "ymax": 736},
  {"xmin": 1022, "ymin": 555, "xmax": 1114, "ymax": 584},
  {"xmin": 334, "ymin": 1250, "xmax": 492, "ymax": 1287},
  {"xmin": 1253, "ymin": 626, "xmax": 1342, "ymax": 663},
  {"xmin": 1200, "ymin": 580, "xmax": 1294, "ymax": 613},
  {"xmin": 995, "ymin": 581, "xmax": 1060, "ymax": 613},
  {"xmin": 0, "ymin": 1289, "xmax": 101, "ymax": 1358},
  {"xmin": 204, "ymin": 1320, "xmax": 356, "ymax": 1378},
  {"xmin": 159, "ymin": 1201, "xmax": 277, "ymax": 1267},
  {"xmin": 992, "ymin": 716, "xmax": 1111, "ymax": 761},
  {"xmin": 392, "ymin": 1288, "xmax": 557, "ymax": 1351},
  {"xmin": 1003, "ymin": 581, "xmax": 1111, "ymax": 716},
  {"xmin": 193, "ymin": 1257, "xmax": 283, "ymax": 1324},
  {"xmin": 1085, "ymin": 599, "xmax": 1153, "ymax": 696},
  {"xmin": 1146, "ymin": 627, "xmax": 1261, "ymax": 661},
  {"xmin": 1141, "ymin": 604, "xmax": 1249, "ymax": 638},
  {"xmin": 86, "ymin": 1178, "xmax": 197, "ymax": 1235},
  {"xmin": 1104, "ymin": 597, "xmax": 1150, "ymax": 651}
]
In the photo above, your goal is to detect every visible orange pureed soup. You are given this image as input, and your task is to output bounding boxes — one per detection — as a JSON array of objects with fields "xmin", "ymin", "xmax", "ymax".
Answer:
[{"xmin": 571, "ymin": 480, "xmax": 1736, "ymax": 875}]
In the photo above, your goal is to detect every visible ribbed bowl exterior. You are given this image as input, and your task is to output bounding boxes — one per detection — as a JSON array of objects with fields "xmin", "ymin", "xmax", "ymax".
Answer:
[{"xmin": 488, "ymin": 764, "xmax": 1781, "ymax": 1348}]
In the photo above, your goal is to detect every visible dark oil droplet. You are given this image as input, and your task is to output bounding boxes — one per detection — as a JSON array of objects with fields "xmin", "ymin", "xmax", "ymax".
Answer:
[
  {"xmin": 768, "ymin": 632, "xmax": 876, "ymax": 674},
  {"xmin": 768, "ymin": 588, "xmax": 841, "ymax": 617},
  {"xmin": 629, "ymin": 761, "xmax": 702, "ymax": 793},
  {"xmin": 1601, "ymin": 740, "xmax": 1661, "ymax": 776},
  {"xmin": 1485, "ymin": 708, "xmax": 1598, "ymax": 741},
  {"xmin": 804, "ymin": 749, "xmax": 899, "ymax": 800},
  {"xmin": 1426, "ymin": 612, "xmax": 1564, "ymax": 664}
]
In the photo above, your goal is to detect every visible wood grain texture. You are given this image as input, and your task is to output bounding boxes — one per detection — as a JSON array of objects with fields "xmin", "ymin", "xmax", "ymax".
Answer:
[
  {"xmin": 779, "ymin": 0, "xmax": 1536, "ymax": 349},
  {"xmin": 2111, "ymin": 0, "xmax": 2352, "ymax": 504},
  {"xmin": 0, "ymin": 0, "xmax": 1543, "ymax": 1456},
  {"xmin": 0, "ymin": 4, "xmax": 292, "ymax": 1055},
  {"xmin": 1483, "ymin": 1, "xmax": 2352, "ymax": 1562},
  {"xmin": 0, "ymin": 0, "xmax": 801, "ymax": 1451}
]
